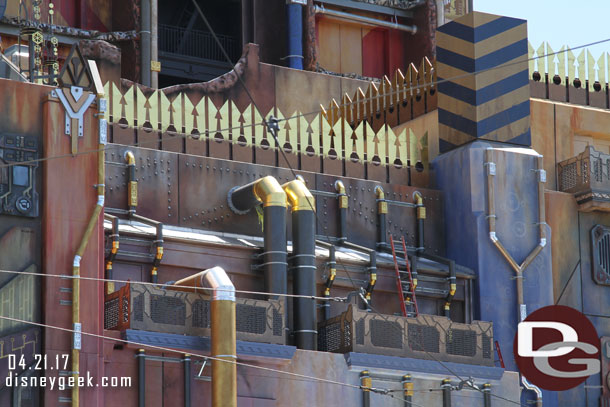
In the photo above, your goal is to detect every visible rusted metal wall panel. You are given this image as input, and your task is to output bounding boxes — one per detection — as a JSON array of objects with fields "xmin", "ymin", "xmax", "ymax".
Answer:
[{"xmin": 43, "ymin": 92, "xmax": 105, "ymax": 406}]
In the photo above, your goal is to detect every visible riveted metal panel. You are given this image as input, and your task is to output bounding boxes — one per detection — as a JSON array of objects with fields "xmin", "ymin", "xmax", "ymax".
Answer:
[
  {"xmin": 104, "ymin": 146, "xmax": 179, "ymax": 223},
  {"xmin": 384, "ymin": 183, "xmax": 445, "ymax": 256},
  {"xmin": 178, "ymin": 154, "xmax": 314, "ymax": 235}
]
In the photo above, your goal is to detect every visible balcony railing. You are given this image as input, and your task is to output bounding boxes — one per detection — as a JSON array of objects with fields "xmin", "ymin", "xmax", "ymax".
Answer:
[
  {"xmin": 558, "ymin": 145, "xmax": 610, "ymax": 212},
  {"xmin": 158, "ymin": 24, "xmax": 240, "ymax": 63}
]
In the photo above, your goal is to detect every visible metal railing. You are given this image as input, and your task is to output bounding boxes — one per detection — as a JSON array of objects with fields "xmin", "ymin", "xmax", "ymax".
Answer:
[{"xmin": 158, "ymin": 24, "xmax": 240, "ymax": 62}]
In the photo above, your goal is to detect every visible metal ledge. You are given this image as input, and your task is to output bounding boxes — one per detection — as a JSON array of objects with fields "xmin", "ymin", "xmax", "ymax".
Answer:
[
  {"xmin": 345, "ymin": 352, "xmax": 505, "ymax": 380},
  {"xmin": 316, "ymin": 0, "xmax": 414, "ymax": 17},
  {"xmin": 123, "ymin": 329, "xmax": 297, "ymax": 360}
]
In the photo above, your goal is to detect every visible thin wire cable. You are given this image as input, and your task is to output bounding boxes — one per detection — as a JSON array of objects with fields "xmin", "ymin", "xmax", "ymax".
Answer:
[
  {"xmin": 0, "ymin": 268, "xmax": 347, "ymax": 303},
  {"xmin": 0, "ymin": 36, "xmax": 607, "ymax": 171},
  {"xmin": 0, "ymin": 314, "xmax": 425, "ymax": 407}
]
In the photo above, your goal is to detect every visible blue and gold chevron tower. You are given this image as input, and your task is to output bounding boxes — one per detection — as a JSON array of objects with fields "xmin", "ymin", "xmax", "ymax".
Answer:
[{"xmin": 436, "ymin": 12, "xmax": 530, "ymax": 153}]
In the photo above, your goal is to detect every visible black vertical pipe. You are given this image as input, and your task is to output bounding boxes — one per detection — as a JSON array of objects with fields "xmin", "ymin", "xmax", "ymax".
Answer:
[
  {"xmin": 483, "ymin": 383, "xmax": 491, "ymax": 407},
  {"xmin": 151, "ymin": 223, "xmax": 163, "ymax": 284},
  {"xmin": 444, "ymin": 260, "xmax": 456, "ymax": 318},
  {"xmin": 138, "ymin": 349, "xmax": 145, "ymax": 407},
  {"xmin": 402, "ymin": 374, "xmax": 412, "ymax": 407},
  {"xmin": 292, "ymin": 209, "xmax": 317, "ymax": 350},
  {"xmin": 442, "ymin": 379, "xmax": 452, "ymax": 407},
  {"xmin": 375, "ymin": 186, "xmax": 387, "ymax": 250},
  {"xmin": 323, "ymin": 246, "xmax": 336, "ymax": 321},
  {"xmin": 264, "ymin": 205, "xmax": 288, "ymax": 298},
  {"xmin": 335, "ymin": 180, "xmax": 348, "ymax": 243},
  {"xmin": 360, "ymin": 370, "xmax": 371, "ymax": 407},
  {"xmin": 184, "ymin": 354, "xmax": 191, "ymax": 407},
  {"xmin": 417, "ymin": 218, "xmax": 424, "ymax": 254}
]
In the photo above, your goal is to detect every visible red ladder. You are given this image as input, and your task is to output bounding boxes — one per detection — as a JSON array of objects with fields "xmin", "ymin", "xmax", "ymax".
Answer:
[{"xmin": 389, "ymin": 235, "xmax": 419, "ymax": 317}]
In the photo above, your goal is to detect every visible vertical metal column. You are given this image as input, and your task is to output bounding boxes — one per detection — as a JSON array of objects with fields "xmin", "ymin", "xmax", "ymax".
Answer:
[
  {"xmin": 402, "ymin": 374, "xmax": 413, "ymax": 407},
  {"xmin": 442, "ymin": 379, "xmax": 452, "ymax": 407},
  {"xmin": 141, "ymin": 0, "xmax": 151, "ymax": 86},
  {"xmin": 138, "ymin": 349, "xmax": 146, "ymax": 407},
  {"xmin": 360, "ymin": 370, "xmax": 371, "ymax": 407},
  {"xmin": 184, "ymin": 354, "xmax": 191, "ymax": 407}
]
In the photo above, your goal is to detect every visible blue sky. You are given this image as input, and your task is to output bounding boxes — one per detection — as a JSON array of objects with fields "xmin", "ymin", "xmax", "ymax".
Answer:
[{"xmin": 473, "ymin": 0, "xmax": 609, "ymax": 78}]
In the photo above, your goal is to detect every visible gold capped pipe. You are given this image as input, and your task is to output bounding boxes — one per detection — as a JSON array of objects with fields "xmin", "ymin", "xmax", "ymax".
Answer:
[
  {"xmin": 360, "ymin": 370, "xmax": 371, "ymax": 407},
  {"xmin": 124, "ymin": 151, "xmax": 137, "ymax": 213},
  {"xmin": 375, "ymin": 186, "xmax": 387, "ymax": 249},
  {"xmin": 282, "ymin": 179, "xmax": 315, "ymax": 212},
  {"xmin": 228, "ymin": 176, "xmax": 287, "ymax": 212},
  {"xmin": 335, "ymin": 180, "xmax": 348, "ymax": 242}
]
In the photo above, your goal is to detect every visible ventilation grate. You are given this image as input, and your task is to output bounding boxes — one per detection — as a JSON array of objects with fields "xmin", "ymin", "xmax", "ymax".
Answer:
[
  {"xmin": 104, "ymin": 298, "xmax": 119, "ymax": 330},
  {"xmin": 482, "ymin": 333, "xmax": 492, "ymax": 359},
  {"xmin": 133, "ymin": 293, "xmax": 144, "ymax": 322},
  {"xmin": 192, "ymin": 299, "xmax": 210, "ymax": 328},
  {"xmin": 446, "ymin": 329, "xmax": 476, "ymax": 357},
  {"xmin": 408, "ymin": 324, "xmax": 440, "ymax": 353},
  {"xmin": 370, "ymin": 319, "xmax": 402, "ymax": 349},
  {"xmin": 272, "ymin": 308, "xmax": 283, "ymax": 337},
  {"xmin": 236, "ymin": 304, "xmax": 266, "ymax": 334},
  {"xmin": 355, "ymin": 318, "xmax": 365, "ymax": 345},
  {"xmin": 150, "ymin": 295, "xmax": 186, "ymax": 326},
  {"xmin": 591, "ymin": 225, "xmax": 610, "ymax": 285},
  {"xmin": 319, "ymin": 321, "xmax": 342, "ymax": 352}
]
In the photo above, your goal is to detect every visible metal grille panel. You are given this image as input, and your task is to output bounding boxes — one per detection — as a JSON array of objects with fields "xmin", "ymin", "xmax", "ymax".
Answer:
[
  {"xmin": 408, "ymin": 324, "xmax": 440, "ymax": 353},
  {"xmin": 370, "ymin": 319, "xmax": 402, "ymax": 349},
  {"xmin": 236, "ymin": 304, "xmax": 266, "ymax": 334},
  {"xmin": 318, "ymin": 305, "xmax": 493, "ymax": 366},
  {"xmin": 446, "ymin": 329, "xmax": 476, "ymax": 357},
  {"xmin": 591, "ymin": 225, "xmax": 610, "ymax": 285},
  {"xmin": 104, "ymin": 283, "xmax": 285, "ymax": 345}
]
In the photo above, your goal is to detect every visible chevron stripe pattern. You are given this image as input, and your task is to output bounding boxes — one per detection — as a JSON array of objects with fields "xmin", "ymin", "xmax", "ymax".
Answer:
[{"xmin": 436, "ymin": 12, "xmax": 531, "ymax": 153}]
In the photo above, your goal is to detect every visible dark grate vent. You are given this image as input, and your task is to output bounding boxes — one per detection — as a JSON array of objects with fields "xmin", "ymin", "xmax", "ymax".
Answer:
[
  {"xmin": 482, "ymin": 333, "xmax": 492, "ymax": 359},
  {"xmin": 236, "ymin": 304, "xmax": 266, "ymax": 334},
  {"xmin": 408, "ymin": 324, "xmax": 440, "ymax": 353},
  {"xmin": 446, "ymin": 329, "xmax": 476, "ymax": 357},
  {"xmin": 370, "ymin": 319, "xmax": 402, "ymax": 349},
  {"xmin": 192, "ymin": 299, "xmax": 210, "ymax": 328},
  {"xmin": 356, "ymin": 318, "xmax": 365, "ymax": 345},
  {"xmin": 272, "ymin": 308, "xmax": 283, "ymax": 336},
  {"xmin": 318, "ymin": 321, "xmax": 342, "ymax": 352},
  {"xmin": 590, "ymin": 225, "xmax": 610, "ymax": 285},
  {"xmin": 133, "ymin": 293, "xmax": 144, "ymax": 322},
  {"xmin": 150, "ymin": 295, "xmax": 186, "ymax": 326},
  {"xmin": 104, "ymin": 298, "xmax": 119, "ymax": 329}
]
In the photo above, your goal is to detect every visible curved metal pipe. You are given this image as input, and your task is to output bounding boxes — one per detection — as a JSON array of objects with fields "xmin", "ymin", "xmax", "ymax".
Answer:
[
  {"xmin": 375, "ymin": 185, "xmax": 387, "ymax": 250},
  {"xmin": 228, "ymin": 176, "xmax": 288, "ymax": 298},
  {"xmin": 283, "ymin": 179, "xmax": 317, "ymax": 350},
  {"xmin": 335, "ymin": 180, "xmax": 348, "ymax": 243},
  {"xmin": 364, "ymin": 251, "xmax": 377, "ymax": 305},
  {"xmin": 72, "ymin": 96, "xmax": 106, "ymax": 407},
  {"xmin": 314, "ymin": 5, "xmax": 417, "ymax": 34},
  {"xmin": 172, "ymin": 267, "xmax": 236, "ymax": 407},
  {"xmin": 485, "ymin": 148, "xmax": 545, "ymax": 407}
]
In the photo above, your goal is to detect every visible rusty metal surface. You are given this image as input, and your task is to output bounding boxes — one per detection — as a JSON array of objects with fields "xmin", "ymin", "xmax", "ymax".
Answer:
[{"xmin": 105, "ymin": 146, "xmax": 178, "ymax": 223}]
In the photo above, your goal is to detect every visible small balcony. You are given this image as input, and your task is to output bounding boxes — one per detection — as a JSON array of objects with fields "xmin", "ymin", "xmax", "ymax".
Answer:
[
  {"xmin": 158, "ymin": 24, "xmax": 241, "ymax": 83},
  {"xmin": 558, "ymin": 145, "xmax": 610, "ymax": 212}
]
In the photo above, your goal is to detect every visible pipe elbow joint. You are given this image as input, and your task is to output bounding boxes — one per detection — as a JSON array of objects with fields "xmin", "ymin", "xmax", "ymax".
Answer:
[
  {"xmin": 375, "ymin": 185, "xmax": 387, "ymax": 214},
  {"xmin": 228, "ymin": 176, "xmax": 287, "ymax": 213},
  {"xmin": 282, "ymin": 179, "xmax": 315, "ymax": 212},
  {"xmin": 201, "ymin": 266, "xmax": 235, "ymax": 302},
  {"xmin": 335, "ymin": 180, "xmax": 348, "ymax": 209},
  {"xmin": 254, "ymin": 176, "xmax": 287, "ymax": 208},
  {"xmin": 124, "ymin": 151, "xmax": 136, "ymax": 166}
]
